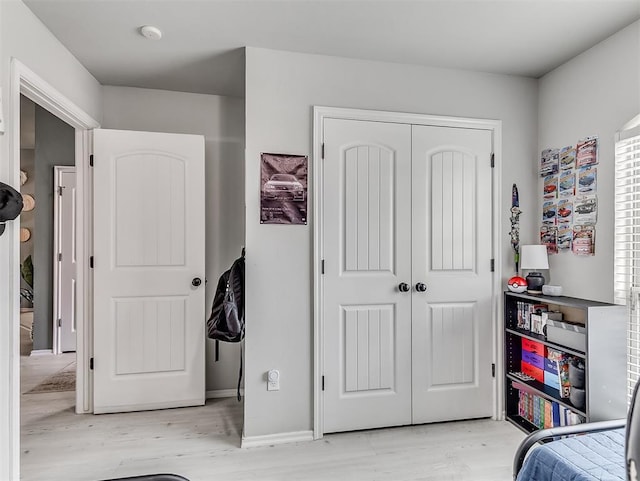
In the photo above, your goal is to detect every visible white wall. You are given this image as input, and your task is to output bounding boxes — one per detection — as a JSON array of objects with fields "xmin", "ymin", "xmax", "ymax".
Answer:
[
  {"xmin": 244, "ymin": 47, "xmax": 539, "ymax": 438},
  {"xmin": 102, "ymin": 86, "xmax": 246, "ymax": 392},
  {"xmin": 0, "ymin": 1, "xmax": 102, "ymax": 124},
  {"xmin": 0, "ymin": 1, "xmax": 102, "ymax": 478},
  {"xmin": 538, "ymin": 21, "xmax": 640, "ymax": 302}
]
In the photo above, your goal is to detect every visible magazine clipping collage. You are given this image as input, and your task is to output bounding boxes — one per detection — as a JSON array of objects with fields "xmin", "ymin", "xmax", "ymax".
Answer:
[{"xmin": 540, "ymin": 137, "xmax": 598, "ymax": 256}]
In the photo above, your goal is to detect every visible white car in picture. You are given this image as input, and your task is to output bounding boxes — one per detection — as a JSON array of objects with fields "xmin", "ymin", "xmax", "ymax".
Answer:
[{"xmin": 263, "ymin": 174, "xmax": 305, "ymax": 201}]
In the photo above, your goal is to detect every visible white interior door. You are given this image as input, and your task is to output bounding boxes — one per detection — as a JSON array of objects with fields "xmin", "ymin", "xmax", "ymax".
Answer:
[
  {"xmin": 322, "ymin": 118, "xmax": 413, "ymax": 433},
  {"xmin": 322, "ymin": 117, "xmax": 495, "ymax": 433},
  {"xmin": 411, "ymin": 125, "xmax": 493, "ymax": 423},
  {"xmin": 54, "ymin": 166, "xmax": 77, "ymax": 353},
  {"xmin": 93, "ymin": 128, "xmax": 205, "ymax": 414}
]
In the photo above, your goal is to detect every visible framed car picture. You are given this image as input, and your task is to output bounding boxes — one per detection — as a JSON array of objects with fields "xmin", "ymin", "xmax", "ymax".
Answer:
[{"xmin": 260, "ymin": 152, "xmax": 308, "ymax": 225}]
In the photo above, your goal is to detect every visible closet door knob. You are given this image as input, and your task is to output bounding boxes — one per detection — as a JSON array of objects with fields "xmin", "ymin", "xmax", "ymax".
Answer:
[
  {"xmin": 415, "ymin": 282, "xmax": 427, "ymax": 292},
  {"xmin": 398, "ymin": 282, "xmax": 410, "ymax": 292},
  {"xmin": 192, "ymin": 277, "xmax": 202, "ymax": 287}
]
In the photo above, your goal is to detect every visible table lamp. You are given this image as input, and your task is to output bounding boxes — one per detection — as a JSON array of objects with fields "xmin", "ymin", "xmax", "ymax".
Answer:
[{"xmin": 520, "ymin": 245, "xmax": 549, "ymax": 294}]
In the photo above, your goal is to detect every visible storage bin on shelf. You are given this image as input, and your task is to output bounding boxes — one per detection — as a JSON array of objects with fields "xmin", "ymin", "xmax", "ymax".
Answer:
[{"xmin": 546, "ymin": 319, "xmax": 586, "ymax": 352}]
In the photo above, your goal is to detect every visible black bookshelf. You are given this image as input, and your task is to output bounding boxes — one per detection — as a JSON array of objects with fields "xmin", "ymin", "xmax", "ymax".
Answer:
[{"xmin": 504, "ymin": 291, "xmax": 626, "ymax": 433}]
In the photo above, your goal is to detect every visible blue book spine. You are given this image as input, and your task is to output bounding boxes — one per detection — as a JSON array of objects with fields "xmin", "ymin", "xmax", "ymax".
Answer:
[{"xmin": 552, "ymin": 402, "xmax": 560, "ymax": 427}]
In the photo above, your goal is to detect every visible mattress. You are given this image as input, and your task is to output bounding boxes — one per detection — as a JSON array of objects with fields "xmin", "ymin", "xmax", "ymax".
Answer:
[{"xmin": 516, "ymin": 428, "xmax": 625, "ymax": 481}]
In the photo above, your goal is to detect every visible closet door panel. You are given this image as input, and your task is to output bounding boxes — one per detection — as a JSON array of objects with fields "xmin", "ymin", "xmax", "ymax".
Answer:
[
  {"xmin": 323, "ymin": 118, "xmax": 412, "ymax": 434},
  {"xmin": 411, "ymin": 125, "xmax": 493, "ymax": 424}
]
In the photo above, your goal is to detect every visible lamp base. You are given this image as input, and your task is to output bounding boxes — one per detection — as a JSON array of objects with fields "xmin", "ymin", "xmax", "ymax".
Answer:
[{"xmin": 526, "ymin": 272, "xmax": 545, "ymax": 294}]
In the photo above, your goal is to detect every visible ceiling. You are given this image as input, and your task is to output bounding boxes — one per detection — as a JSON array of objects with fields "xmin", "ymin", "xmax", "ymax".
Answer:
[{"xmin": 24, "ymin": 0, "xmax": 640, "ymax": 98}]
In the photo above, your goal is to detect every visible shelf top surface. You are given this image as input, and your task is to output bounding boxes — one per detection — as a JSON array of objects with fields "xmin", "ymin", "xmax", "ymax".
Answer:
[
  {"xmin": 507, "ymin": 373, "xmax": 587, "ymax": 416},
  {"xmin": 506, "ymin": 328, "xmax": 586, "ymax": 357},
  {"xmin": 504, "ymin": 291, "xmax": 620, "ymax": 309}
]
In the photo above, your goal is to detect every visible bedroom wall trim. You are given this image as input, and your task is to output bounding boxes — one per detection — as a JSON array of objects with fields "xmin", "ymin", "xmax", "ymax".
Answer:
[{"xmin": 241, "ymin": 430, "xmax": 314, "ymax": 448}]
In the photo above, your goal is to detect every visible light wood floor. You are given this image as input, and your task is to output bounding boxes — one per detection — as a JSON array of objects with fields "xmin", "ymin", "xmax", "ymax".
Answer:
[{"xmin": 21, "ymin": 352, "xmax": 525, "ymax": 481}]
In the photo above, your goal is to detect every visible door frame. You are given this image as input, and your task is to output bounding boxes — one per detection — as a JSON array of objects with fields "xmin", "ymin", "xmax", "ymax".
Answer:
[
  {"xmin": 53, "ymin": 165, "xmax": 77, "ymax": 355},
  {"xmin": 312, "ymin": 106, "xmax": 503, "ymax": 439},
  {"xmin": 2, "ymin": 58, "xmax": 99, "ymax": 480}
]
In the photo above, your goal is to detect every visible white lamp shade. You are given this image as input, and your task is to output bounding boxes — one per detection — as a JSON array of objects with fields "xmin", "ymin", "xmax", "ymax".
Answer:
[{"xmin": 520, "ymin": 244, "xmax": 549, "ymax": 270}]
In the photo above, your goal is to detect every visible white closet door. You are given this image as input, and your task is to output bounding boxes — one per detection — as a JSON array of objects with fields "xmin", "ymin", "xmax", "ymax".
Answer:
[
  {"xmin": 322, "ymin": 118, "xmax": 413, "ymax": 433},
  {"xmin": 93, "ymin": 128, "xmax": 206, "ymax": 414},
  {"xmin": 410, "ymin": 125, "xmax": 494, "ymax": 423}
]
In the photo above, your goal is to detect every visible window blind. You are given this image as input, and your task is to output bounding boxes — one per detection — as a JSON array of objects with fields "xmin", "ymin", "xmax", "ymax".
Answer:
[{"xmin": 614, "ymin": 124, "xmax": 640, "ymax": 399}]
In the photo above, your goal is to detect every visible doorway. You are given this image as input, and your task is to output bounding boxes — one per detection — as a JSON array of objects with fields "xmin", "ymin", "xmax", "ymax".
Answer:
[
  {"xmin": 18, "ymin": 94, "xmax": 79, "ymax": 477},
  {"xmin": 18, "ymin": 96, "xmax": 77, "ymax": 357},
  {"xmin": 3, "ymin": 58, "xmax": 99, "ymax": 481},
  {"xmin": 313, "ymin": 107, "xmax": 502, "ymax": 437}
]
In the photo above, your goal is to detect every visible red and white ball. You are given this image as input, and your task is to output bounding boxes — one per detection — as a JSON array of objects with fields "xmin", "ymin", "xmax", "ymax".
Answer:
[{"xmin": 507, "ymin": 276, "xmax": 527, "ymax": 293}]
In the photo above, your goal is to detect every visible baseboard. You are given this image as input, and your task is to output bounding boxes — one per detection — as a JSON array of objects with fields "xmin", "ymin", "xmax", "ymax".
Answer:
[
  {"xmin": 206, "ymin": 389, "xmax": 241, "ymax": 399},
  {"xmin": 29, "ymin": 349, "xmax": 53, "ymax": 356},
  {"xmin": 241, "ymin": 430, "xmax": 314, "ymax": 448}
]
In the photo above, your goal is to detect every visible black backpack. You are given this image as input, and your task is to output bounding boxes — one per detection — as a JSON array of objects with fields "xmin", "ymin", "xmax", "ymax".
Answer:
[
  {"xmin": 206, "ymin": 252, "xmax": 245, "ymax": 400},
  {"xmin": 207, "ymin": 254, "xmax": 244, "ymax": 342}
]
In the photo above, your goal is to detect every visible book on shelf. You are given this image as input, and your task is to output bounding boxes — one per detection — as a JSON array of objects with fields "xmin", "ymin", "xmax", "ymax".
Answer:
[
  {"xmin": 516, "ymin": 390, "xmax": 584, "ymax": 428},
  {"xmin": 515, "ymin": 301, "xmax": 549, "ymax": 333},
  {"xmin": 548, "ymin": 347, "xmax": 572, "ymax": 398}
]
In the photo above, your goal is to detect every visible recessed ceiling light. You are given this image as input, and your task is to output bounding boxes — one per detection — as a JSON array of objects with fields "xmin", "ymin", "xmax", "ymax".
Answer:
[{"xmin": 139, "ymin": 25, "xmax": 162, "ymax": 40}]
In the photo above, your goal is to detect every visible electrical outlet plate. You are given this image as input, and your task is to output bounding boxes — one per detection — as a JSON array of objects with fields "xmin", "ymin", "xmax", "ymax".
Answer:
[{"xmin": 267, "ymin": 369, "xmax": 280, "ymax": 391}]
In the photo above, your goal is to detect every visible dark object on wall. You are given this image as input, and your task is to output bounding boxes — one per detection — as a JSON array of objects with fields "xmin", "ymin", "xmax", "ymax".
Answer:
[
  {"xmin": 0, "ymin": 181, "xmax": 24, "ymax": 236},
  {"xmin": 206, "ymin": 249, "xmax": 245, "ymax": 400},
  {"xmin": 207, "ymin": 252, "xmax": 245, "ymax": 343}
]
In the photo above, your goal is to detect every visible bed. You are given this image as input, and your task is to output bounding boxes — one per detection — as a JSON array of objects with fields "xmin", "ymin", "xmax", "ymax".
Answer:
[{"xmin": 513, "ymin": 419, "xmax": 627, "ymax": 481}]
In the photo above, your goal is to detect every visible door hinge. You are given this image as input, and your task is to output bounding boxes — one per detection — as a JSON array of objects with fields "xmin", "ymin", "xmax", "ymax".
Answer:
[
  {"xmin": 89, "ymin": 154, "xmax": 94, "ymax": 167},
  {"xmin": 492, "ymin": 363, "xmax": 496, "ymax": 378},
  {"xmin": 321, "ymin": 259, "xmax": 325, "ymax": 274},
  {"xmin": 89, "ymin": 256, "xmax": 94, "ymax": 268},
  {"xmin": 321, "ymin": 143, "xmax": 325, "ymax": 160},
  {"xmin": 490, "ymin": 153, "xmax": 495, "ymax": 168},
  {"xmin": 58, "ymin": 186, "xmax": 63, "ymax": 196},
  {"xmin": 490, "ymin": 259, "xmax": 495, "ymax": 272},
  {"xmin": 322, "ymin": 375, "xmax": 325, "ymax": 391},
  {"xmin": 58, "ymin": 252, "xmax": 62, "ymax": 262},
  {"xmin": 90, "ymin": 358, "xmax": 94, "ymax": 370},
  {"xmin": 58, "ymin": 318, "xmax": 62, "ymax": 328}
]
